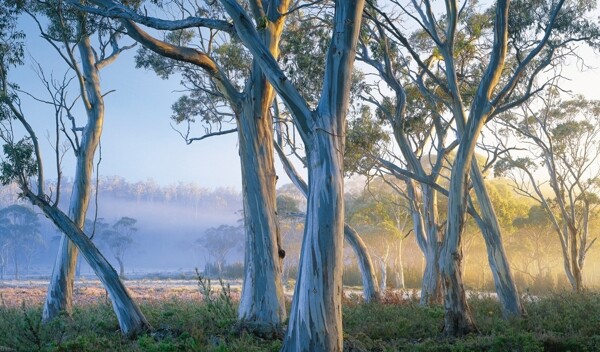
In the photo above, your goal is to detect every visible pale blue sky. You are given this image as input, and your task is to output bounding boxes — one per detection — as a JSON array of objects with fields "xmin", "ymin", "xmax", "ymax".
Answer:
[
  {"xmin": 11, "ymin": 16, "xmax": 251, "ymax": 189},
  {"xmin": 10, "ymin": 14, "xmax": 600, "ymax": 191}
]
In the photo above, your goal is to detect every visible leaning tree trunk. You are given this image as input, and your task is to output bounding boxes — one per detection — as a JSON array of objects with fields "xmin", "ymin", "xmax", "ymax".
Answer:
[
  {"xmin": 471, "ymin": 163, "xmax": 524, "ymax": 317},
  {"xmin": 43, "ymin": 35, "xmax": 105, "ymax": 322},
  {"xmin": 27, "ymin": 191, "xmax": 149, "ymax": 336},
  {"xmin": 344, "ymin": 225, "xmax": 379, "ymax": 301}
]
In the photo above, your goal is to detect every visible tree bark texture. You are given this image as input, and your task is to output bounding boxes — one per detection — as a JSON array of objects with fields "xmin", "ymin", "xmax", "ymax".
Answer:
[
  {"xmin": 236, "ymin": 78, "xmax": 286, "ymax": 329},
  {"xmin": 237, "ymin": 2, "xmax": 290, "ymax": 329},
  {"xmin": 282, "ymin": 132, "xmax": 345, "ymax": 351},
  {"xmin": 219, "ymin": 1, "xmax": 365, "ymax": 349}
]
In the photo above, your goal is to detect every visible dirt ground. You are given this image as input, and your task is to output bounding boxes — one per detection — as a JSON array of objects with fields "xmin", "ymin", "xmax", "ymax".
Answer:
[{"xmin": 0, "ymin": 279, "xmax": 244, "ymax": 307}]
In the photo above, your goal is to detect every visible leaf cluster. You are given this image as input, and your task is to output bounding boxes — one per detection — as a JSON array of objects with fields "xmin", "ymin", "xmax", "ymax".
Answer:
[{"xmin": 0, "ymin": 139, "xmax": 37, "ymax": 188}]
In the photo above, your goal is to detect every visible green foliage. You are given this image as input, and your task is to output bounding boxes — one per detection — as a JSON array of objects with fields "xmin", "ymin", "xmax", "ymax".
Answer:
[
  {"xmin": 345, "ymin": 105, "xmax": 390, "ymax": 176},
  {"xmin": 0, "ymin": 139, "xmax": 38, "ymax": 187},
  {"xmin": 0, "ymin": 2, "xmax": 24, "ymax": 70},
  {"xmin": 279, "ymin": 14, "xmax": 330, "ymax": 106},
  {"xmin": 2, "ymin": 292, "xmax": 600, "ymax": 350},
  {"xmin": 276, "ymin": 194, "xmax": 300, "ymax": 214}
]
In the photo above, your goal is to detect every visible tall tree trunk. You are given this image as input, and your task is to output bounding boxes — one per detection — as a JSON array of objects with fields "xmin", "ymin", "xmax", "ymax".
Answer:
[
  {"xmin": 440, "ymin": 134, "xmax": 478, "ymax": 336},
  {"xmin": 237, "ymin": 4, "xmax": 290, "ymax": 329},
  {"xmin": 471, "ymin": 164, "xmax": 524, "ymax": 317},
  {"xmin": 236, "ymin": 100, "xmax": 286, "ymax": 330},
  {"xmin": 27, "ymin": 191, "xmax": 149, "ymax": 336},
  {"xmin": 219, "ymin": 1, "xmax": 365, "ymax": 349},
  {"xmin": 274, "ymin": 143, "xmax": 379, "ymax": 302},
  {"xmin": 282, "ymin": 133, "xmax": 345, "ymax": 352},
  {"xmin": 43, "ymin": 35, "xmax": 105, "ymax": 322}
]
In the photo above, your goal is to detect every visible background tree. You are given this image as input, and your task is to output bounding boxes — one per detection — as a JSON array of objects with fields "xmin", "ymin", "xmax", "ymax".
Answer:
[
  {"xmin": 508, "ymin": 205, "xmax": 561, "ymax": 292},
  {"xmin": 97, "ymin": 217, "xmax": 138, "ymax": 278},
  {"xmin": 0, "ymin": 204, "xmax": 42, "ymax": 279},
  {"xmin": 196, "ymin": 224, "xmax": 243, "ymax": 277},
  {"xmin": 496, "ymin": 94, "xmax": 600, "ymax": 292}
]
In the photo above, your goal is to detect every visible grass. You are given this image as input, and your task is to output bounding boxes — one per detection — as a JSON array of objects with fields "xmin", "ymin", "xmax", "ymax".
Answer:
[{"xmin": 1, "ymin": 288, "xmax": 600, "ymax": 351}]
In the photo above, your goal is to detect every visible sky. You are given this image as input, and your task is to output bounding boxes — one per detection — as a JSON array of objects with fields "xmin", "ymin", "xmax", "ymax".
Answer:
[
  {"xmin": 10, "ymin": 15, "xmax": 254, "ymax": 189},
  {"xmin": 9, "ymin": 10, "xmax": 600, "ymax": 191}
]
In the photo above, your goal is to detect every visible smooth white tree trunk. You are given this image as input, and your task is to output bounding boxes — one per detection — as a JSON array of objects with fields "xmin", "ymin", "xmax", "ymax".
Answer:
[
  {"xmin": 237, "ymin": 75, "xmax": 286, "ymax": 331},
  {"xmin": 43, "ymin": 35, "xmax": 105, "ymax": 322},
  {"xmin": 219, "ymin": 1, "xmax": 365, "ymax": 349},
  {"xmin": 282, "ymin": 135, "xmax": 345, "ymax": 351}
]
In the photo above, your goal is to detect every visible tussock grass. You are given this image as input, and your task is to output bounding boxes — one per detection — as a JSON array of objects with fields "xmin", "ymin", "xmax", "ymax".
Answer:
[{"xmin": 0, "ymin": 289, "xmax": 599, "ymax": 351}]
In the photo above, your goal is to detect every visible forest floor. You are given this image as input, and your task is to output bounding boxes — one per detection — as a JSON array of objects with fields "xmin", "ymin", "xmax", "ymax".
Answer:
[
  {"xmin": 0, "ymin": 278, "xmax": 241, "ymax": 307},
  {"xmin": 0, "ymin": 279, "xmax": 598, "ymax": 351}
]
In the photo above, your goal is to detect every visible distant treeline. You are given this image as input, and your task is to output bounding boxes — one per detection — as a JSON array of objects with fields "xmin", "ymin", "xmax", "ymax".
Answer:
[{"xmin": 0, "ymin": 176, "xmax": 242, "ymax": 210}]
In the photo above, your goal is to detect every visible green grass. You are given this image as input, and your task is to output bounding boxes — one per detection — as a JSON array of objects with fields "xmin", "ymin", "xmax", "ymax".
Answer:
[{"xmin": 1, "ymin": 290, "xmax": 600, "ymax": 351}]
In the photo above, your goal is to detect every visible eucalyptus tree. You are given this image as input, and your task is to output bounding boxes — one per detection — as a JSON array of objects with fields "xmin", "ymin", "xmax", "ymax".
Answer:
[
  {"xmin": 362, "ymin": 0, "xmax": 597, "ymax": 335},
  {"xmin": 274, "ymin": 13, "xmax": 381, "ymax": 302},
  {"xmin": 358, "ymin": 2, "xmax": 518, "ymax": 314},
  {"xmin": 70, "ymin": 0, "xmax": 293, "ymax": 332},
  {"xmin": 217, "ymin": 1, "xmax": 365, "ymax": 349},
  {"xmin": 97, "ymin": 217, "xmax": 138, "ymax": 278},
  {"xmin": 0, "ymin": 3, "xmax": 149, "ymax": 336},
  {"xmin": 496, "ymin": 95, "xmax": 600, "ymax": 292},
  {"xmin": 18, "ymin": 1, "xmax": 139, "ymax": 323},
  {"xmin": 346, "ymin": 183, "xmax": 412, "ymax": 291}
]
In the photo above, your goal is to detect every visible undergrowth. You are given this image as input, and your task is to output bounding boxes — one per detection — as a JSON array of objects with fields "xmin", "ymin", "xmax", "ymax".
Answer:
[{"xmin": 0, "ymin": 289, "xmax": 599, "ymax": 351}]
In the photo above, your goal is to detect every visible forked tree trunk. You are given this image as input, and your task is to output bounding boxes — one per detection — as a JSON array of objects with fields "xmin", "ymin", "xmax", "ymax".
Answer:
[
  {"xmin": 43, "ymin": 35, "xmax": 105, "ymax": 322},
  {"xmin": 27, "ymin": 191, "xmax": 149, "ymax": 336},
  {"xmin": 219, "ymin": 1, "xmax": 365, "ymax": 349},
  {"xmin": 407, "ymin": 181, "xmax": 442, "ymax": 305}
]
